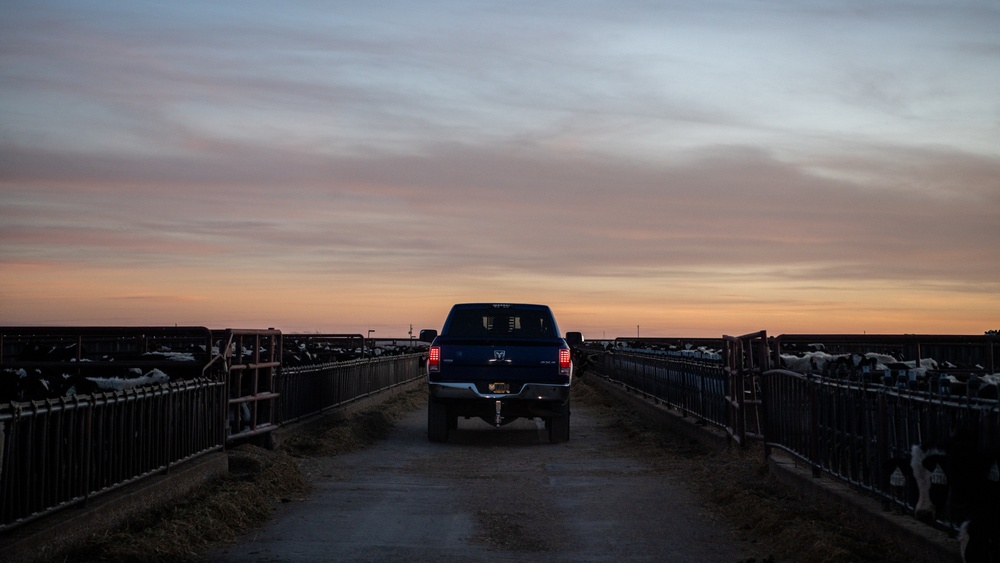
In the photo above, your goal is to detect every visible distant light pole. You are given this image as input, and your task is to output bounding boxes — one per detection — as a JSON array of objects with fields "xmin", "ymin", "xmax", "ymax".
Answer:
[{"xmin": 637, "ymin": 325, "xmax": 640, "ymax": 338}]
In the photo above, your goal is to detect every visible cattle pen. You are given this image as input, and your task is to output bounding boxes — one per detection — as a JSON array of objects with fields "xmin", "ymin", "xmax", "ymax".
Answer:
[
  {"xmin": 1, "ymin": 326, "xmax": 998, "ymax": 560},
  {"xmin": 0, "ymin": 327, "xmax": 427, "ymax": 534},
  {"xmin": 580, "ymin": 332, "xmax": 999, "ymax": 537}
]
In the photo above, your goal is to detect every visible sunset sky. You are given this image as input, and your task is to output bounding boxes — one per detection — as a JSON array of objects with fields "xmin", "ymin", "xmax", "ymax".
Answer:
[{"xmin": 2, "ymin": 1, "xmax": 999, "ymax": 339}]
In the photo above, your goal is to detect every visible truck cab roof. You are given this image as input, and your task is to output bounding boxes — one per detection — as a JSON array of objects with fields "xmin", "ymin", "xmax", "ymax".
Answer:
[{"xmin": 441, "ymin": 303, "xmax": 560, "ymax": 339}]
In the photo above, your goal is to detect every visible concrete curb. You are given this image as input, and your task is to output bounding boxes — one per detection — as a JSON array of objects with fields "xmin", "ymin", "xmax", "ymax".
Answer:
[
  {"xmin": 582, "ymin": 373, "xmax": 961, "ymax": 563},
  {"xmin": 767, "ymin": 454, "xmax": 959, "ymax": 563}
]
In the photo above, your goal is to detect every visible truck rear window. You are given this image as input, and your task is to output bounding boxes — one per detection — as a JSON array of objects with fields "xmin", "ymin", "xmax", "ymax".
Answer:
[{"xmin": 447, "ymin": 309, "xmax": 554, "ymax": 338}]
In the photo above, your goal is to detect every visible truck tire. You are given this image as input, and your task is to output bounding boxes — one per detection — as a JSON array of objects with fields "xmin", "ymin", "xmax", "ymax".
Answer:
[
  {"xmin": 428, "ymin": 397, "xmax": 450, "ymax": 443},
  {"xmin": 549, "ymin": 412, "xmax": 570, "ymax": 443}
]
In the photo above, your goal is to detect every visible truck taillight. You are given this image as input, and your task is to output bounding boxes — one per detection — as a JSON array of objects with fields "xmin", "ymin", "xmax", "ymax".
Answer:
[
  {"xmin": 428, "ymin": 346, "xmax": 441, "ymax": 373},
  {"xmin": 559, "ymin": 348, "xmax": 571, "ymax": 376}
]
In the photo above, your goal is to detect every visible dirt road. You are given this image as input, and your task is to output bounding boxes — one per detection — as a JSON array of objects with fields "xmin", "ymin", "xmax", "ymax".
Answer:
[{"xmin": 211, "ymin": 395, "xmax": 773, "ymax": 562}]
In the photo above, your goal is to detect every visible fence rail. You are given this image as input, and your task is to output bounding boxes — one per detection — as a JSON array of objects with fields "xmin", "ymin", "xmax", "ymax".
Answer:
[
  {"xmin": 217, "ymin": 329, "xmax": 282, "ymax": 443},
  {"xmin": 4, "ymin": 326, "xmax": 996, "ymax": 535},
  {"xmin": 278, "ymin": 354, "xmax": 425, "ymax": 422},
  {"xmin": 0, "ymin": 378, "xmax": 226, "ymax": 530},
  {"xmin": 724, "ymin": 331, "xmax": 768, "ymax": 445},
  {"xmin": 761, "ymin": 367, "xmax": 1000, "ymax": 529},
  {"xmin": 587, "ymin": 342, "xmax": 730, "ymax": 429},
  {"xmin": 0, "ymin": 326, "xmax": 426, "ymax": 532},
  {"xmin": 579, "ymin": 332, "xmax": 999, "ymax": 532},
  {"xmin": 582, "ymin": 331, "xmax": 768, "ymax": 440}
]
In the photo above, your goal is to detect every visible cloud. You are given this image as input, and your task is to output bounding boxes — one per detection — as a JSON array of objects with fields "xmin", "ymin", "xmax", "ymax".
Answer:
[
  {"xmin": 4, "ymin": 136, "xmax": 998, "ymax": 287},
  {"xmin": 112, "ymin": 294, "xmax": 207, "ymax": 303}
]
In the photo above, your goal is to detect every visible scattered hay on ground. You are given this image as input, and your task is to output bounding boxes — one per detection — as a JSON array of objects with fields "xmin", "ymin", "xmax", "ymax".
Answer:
[
  {"xmin": 66, "ymin": 387, "xmax": 423, "ymax": 562},
  {"xmin": 67, "ymin": 444, "xmax": 308, "ymax": 562},
  {"xmin": 282, "ymin": 408, "xmax": 395, "ymax": 457},
  {"xmin": 67, "ymin": 378, "xmax": 913, "ymax": 563},
  {"xmin": 574, "ymin": 374, "xmax": 910, "ymax": 563}
]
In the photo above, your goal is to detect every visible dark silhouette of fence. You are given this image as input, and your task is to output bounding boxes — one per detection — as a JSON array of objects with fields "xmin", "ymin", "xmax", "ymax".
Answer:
[
  {"xmin": 0, "ymin": 327, "xmax": 425, "ymax": 531},
  {"xmin": 579, "ymin": 332, "xmax": 999, "ymax": 532}
]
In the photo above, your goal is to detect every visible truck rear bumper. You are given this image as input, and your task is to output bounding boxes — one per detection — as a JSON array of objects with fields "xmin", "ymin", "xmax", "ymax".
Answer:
[{"xmin": 429, "ymin": 381, "xmax": 571, "ymax": 402}]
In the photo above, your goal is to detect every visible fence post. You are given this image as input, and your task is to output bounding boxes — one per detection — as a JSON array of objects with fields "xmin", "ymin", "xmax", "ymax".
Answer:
[
  {"xmin": 809, "ymin": 376, "xmax": 821, "ymax": 478},
  {"xmin": 760, "ymin": 370, "xmax": 771, "ymax": 462}
]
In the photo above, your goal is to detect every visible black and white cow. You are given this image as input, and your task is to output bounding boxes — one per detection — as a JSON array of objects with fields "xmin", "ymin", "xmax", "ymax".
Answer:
[{"xmin": 901, "ymin": 428, "xmax": 999, "ymax": 563}]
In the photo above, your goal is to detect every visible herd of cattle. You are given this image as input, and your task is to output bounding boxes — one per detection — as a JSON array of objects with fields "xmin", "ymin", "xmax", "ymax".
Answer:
[
  {"xmin": 0, "ymin": 345, "xmax": 193, "ymax": 403},
  {"xmin": 604, "ymin": 339, "xmax": 1000, "ymax": 400},
  {"xmin": 0, "ymin": 335, "xmax": 426, "ymax": 404},
  {"xmin": 775, "ymin": 347, "xmax": 1000, "ymax": 400},
  {"xmin": 281, "ymin": 335, "xmax": 426, "ymax": 367}
]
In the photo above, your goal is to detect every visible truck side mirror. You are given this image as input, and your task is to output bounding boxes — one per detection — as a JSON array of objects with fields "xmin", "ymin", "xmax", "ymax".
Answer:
[
  {"xmin": 418, "ymin": 329, "xmax": 438, "ymax": 343},
  {"xmin": 565, "ymin": 331, "xmax": 583, "ymax": 347}
]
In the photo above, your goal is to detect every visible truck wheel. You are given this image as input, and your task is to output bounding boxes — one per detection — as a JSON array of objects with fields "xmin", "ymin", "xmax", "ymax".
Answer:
[
  {"xmin": 428, "ymin": 398, "xmax": 450, "ymax": 443},
  {"xmin": 549, "ymin": 412, "xmax": 570, "ymax": 443}
]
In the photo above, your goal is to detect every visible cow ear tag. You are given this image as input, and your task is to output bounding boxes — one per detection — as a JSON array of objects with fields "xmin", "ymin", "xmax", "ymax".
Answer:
[{"xmin": 890, "ymin": 467, "xmax": 906, "ymax": 488}]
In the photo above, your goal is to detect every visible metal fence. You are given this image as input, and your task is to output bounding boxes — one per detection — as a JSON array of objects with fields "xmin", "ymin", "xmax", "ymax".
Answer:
[
  {"xmin": 723, "ymin": 331, "xmax": 768, "ymax": 445},
  {"xmin": 278, "ymin": 354, "xmax": 425, "ymax": 423},
  {"xmin": 586, "ymin": 339, "xmax": 730, "ymax": 429},
  {"xmin": 0, "ymin": 379, "xmax": 226, "ymax": 530},
  {"xmin": 0, "ymin": 326, "xmax": 426, "ymax": 532},
  {"xmin": 6, "ymin": 324, "xmax": 994, "ymax": 533},
  {"xmin": 0, "ymin": 326, "xmax": 228, "ymax": 531},
  {"xmin": 581, "ymin": 332, "xmax": 1000, "ymax": 531},
  {"xmin": 761, "ymin": 367, "xmax": 1000, "ymax": 529},
  {"xmin": 218, "ymin": 329, "xmax": 282, "ymax": 443},
  {"xmin": 581, "ymin": 331, "xmax": 767, "ymax": 445}
]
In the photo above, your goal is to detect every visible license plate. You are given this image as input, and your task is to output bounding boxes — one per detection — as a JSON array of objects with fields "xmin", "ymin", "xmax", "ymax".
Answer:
[{"xmin": 489, "ymin": 382, "xmax": 510, "ymax": 394}]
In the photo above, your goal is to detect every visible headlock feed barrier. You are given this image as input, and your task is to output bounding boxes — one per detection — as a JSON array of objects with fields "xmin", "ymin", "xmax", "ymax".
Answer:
[
  {"xmin": 578, "ymin": 332, "xmax": 768, "ymax": 446},
  {"xmin": 577, "ymin": 331, "xmax": 999, "ymax": 533},
  {"xmin": 0, "ymin": 327, "xmax": 426, "ymax": 531}
]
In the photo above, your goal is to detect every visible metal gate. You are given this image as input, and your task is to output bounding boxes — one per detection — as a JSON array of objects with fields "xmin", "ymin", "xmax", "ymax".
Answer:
[{"xmin": 723, "ymin": 330, "xmax": 768, "ymax": 446}]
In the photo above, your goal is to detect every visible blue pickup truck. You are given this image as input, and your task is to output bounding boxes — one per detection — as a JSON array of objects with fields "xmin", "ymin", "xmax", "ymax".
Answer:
[{"xmin": 419, "ymin": 303, "xmax": 577, "ymax": 443}]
